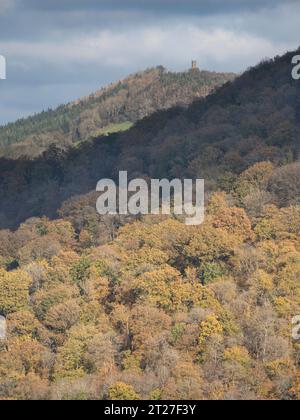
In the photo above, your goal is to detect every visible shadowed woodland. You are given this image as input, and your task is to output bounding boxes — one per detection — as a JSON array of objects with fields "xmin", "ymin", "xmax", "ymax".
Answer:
[{"xmin": 0, "ymin": 49, "xmax": 300, "ymax": 400}]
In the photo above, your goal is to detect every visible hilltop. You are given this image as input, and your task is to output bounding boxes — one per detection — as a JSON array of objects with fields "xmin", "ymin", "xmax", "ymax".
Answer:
[
  {"xmin": 0, "ymin": 49, "xmax": 300, "ymax": 401},
  {"xmin": 0, "ymin": 48, "xmax": 299, "ymax": 229},
  {"xmin": 0, "ymin": 66, "xmax": 235, "ymax": 158}
]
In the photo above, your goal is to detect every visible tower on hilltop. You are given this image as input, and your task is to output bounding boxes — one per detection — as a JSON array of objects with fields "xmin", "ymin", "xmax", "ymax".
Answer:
[{"xmin": 191, "ymin": 60, "xmax": 198, "ymax": 70}]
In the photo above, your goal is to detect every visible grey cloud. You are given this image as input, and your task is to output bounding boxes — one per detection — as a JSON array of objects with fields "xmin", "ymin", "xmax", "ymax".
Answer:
[
  {"xmin": 21, "ymin": 0, "xmax": 298, "ymax": 14},
  {"xmin": 0, "ymin": 0, "xmax": 299, "ymax": 125},
  {"xmin": 0, "ymin": 0, "xmax": 15, "ymax": 14}
]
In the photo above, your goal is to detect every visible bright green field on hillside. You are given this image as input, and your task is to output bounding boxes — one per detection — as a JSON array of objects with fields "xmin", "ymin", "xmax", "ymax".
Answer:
[{"xmin": 91, "ymin": 121, "xmax": 133, "ymax": 138}]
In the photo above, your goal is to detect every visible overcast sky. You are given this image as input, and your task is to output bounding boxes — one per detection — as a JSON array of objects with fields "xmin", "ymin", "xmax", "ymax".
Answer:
[{"xmin": 0, "ymin": 0, "xmax": 299, "ymax": 125}]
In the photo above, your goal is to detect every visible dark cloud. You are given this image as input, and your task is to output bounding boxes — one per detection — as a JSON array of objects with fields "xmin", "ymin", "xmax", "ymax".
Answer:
[
  {"xmin": 0, "ymin": 0, "xmax": 299, "ymax": 125},
  {"xmin": 21, "ymin": 0, "xmax": 297, "ymax": 14}
]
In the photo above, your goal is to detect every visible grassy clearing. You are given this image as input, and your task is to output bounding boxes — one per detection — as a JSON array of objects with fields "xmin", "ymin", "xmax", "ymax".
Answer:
[{"xmin": 92, "ymin": 121, "xmax": 133, "ymax": 137}]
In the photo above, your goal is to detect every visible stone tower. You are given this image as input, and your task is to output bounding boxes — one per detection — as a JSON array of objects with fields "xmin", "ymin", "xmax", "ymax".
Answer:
[{"xmin": 191, "ymin": 60, "xmax": 198, "ymax": 70}]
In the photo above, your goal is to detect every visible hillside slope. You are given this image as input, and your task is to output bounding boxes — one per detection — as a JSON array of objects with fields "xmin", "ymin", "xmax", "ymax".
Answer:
[
  {"xmin": 0, "ymin": 49, "xmax": 300, "ymax": 401},
  {"xmin": 0, "ymin": 66, "xmax": 235, "ymax": 158},
  {"xmin": 0, "ymin": 48, "xmax": 299, "ymax": 229}
]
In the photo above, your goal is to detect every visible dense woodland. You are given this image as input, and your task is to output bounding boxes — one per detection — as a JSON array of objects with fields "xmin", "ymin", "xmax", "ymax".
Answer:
[
  {"xmin": 0, "ymin": 67, "xmax": 234, "ymax": 158},
  {"xmin": 0, "ymin": 49, "xmax": 299, "ymax": 229},
  {"xmin": 0, "ymin": 49, "xmax": 300, "ymax": 400}
]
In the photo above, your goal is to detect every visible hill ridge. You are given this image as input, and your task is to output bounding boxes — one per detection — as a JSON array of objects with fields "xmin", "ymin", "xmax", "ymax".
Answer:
[
  {"xmin": 0, "ymin": 66, "xmax": 235, "ymax": 158},
  {"xmin": 0, "ymin": 48, "xmax": 299, "ymax": 228}
]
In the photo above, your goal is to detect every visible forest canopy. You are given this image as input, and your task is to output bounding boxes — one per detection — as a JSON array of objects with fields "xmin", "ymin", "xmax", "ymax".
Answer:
[
  {"xmin": 0, "ymin": 67, "xmax": 234, "ymax": 159},
  {"xmin": 0, "ymin": 48, "xmax": 300, "ymax": 400}
]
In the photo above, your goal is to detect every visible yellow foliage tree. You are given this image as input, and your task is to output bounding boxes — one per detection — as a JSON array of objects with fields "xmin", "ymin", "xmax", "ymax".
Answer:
[
  {"xmin": 198, "ymin": 315, "xmax": 223, "ymax": 345},
  {"xmin": 0, "ymin": 269, "xmax": 31, "ymax": 316},
  {"xmin": 108, "ymin": 382, "xmax": 140, "ymax": 400}
]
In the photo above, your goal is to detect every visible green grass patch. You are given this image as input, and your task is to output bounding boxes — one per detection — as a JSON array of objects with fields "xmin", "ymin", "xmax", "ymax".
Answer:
[{"xmin": 92, "ymin": 121, "xmax": 133, "ymax": 137}]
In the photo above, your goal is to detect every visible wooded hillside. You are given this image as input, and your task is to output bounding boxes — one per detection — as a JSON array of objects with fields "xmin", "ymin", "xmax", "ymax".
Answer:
[
  {"xmin": 0, "ymin": 49, "xmax": 300, "ymax": 400},
  {"xmin": 0, "ymin": 67, "xmax": 235, "ymax": 158}
]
